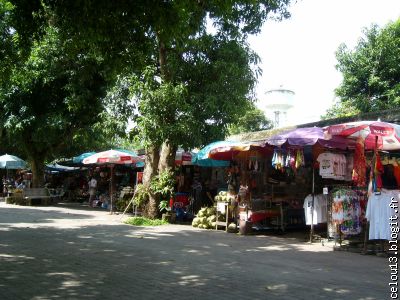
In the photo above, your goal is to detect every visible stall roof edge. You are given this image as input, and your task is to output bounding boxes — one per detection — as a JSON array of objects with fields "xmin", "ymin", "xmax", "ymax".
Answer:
[{"xmin": 226, "ymin": 108, "xmax": 400, "ymax": 143}]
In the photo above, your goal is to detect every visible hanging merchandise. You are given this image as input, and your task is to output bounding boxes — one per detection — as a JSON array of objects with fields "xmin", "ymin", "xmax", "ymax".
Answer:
[
  {"xmin": 370, "ymin": 150, "xmax": 384, "ymax": 192},
  {"xmin": 303, "ymin": 194, "xmax": 328, "ymax": 225},
  {"xmin": 271, "ymin": 149, "xmax": 285, "ymax": 170},
  {"xmin": 331, "ymin": 188, "xmax": 362, "ymax": 236},
  {"xmin": 295, "ymin": 149, "xmax": 305, "ymax": 169},
  {"xmin": 366, "ymin": 189, "xmax": 400, "ymax": 240},
  {"xmin": 344, "ymin": 154, "xmax": 354, "ymax": 181},
  {"xmin": 352, "ymin": 137, "xmax": 367, "ymax": 187},
  {"xmin": 316, "ymin": 152, "xmax": 347, "ymax": 180},
  {"xmin": 254, "ymin": 160, "xmax": 259, "ymax": 172},
  {"xmin": 339, "ymin": 198, "xmax": 362, "ymax": 236}
]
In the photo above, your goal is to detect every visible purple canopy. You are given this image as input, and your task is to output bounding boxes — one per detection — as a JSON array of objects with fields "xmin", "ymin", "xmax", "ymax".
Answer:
[{"xmin": 265, "ymin": 127, "xmax": 354, "ymax": 149}]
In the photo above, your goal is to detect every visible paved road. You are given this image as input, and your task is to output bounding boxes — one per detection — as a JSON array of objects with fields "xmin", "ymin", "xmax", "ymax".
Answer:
[{"xmin": 0, "ymin": 202, "xmax": 388, "ymax": 300}]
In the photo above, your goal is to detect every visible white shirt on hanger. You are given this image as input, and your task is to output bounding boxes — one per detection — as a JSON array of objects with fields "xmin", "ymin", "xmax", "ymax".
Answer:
[
  {"xmin": 366, "ymin": 189, "xmax": 400, "ymax": 240},
  {"xmin": 303, "ymin": 194, "xmax": 328, "ymax": 225}
]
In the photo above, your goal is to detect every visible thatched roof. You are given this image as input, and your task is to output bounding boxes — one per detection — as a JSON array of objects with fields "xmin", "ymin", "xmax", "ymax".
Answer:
[{"xmin": 226, "ymin": 126, "xmax": 297, "ymax": 142}]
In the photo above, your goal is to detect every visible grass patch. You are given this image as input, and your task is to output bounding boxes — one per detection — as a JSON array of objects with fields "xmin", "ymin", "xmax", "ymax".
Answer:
[{"xmin": 124, "ymin": 217, "xmax": 169, "ymax": 226}]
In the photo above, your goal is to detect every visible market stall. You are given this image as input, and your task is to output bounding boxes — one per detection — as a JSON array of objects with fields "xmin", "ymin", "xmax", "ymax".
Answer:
[{"xmin": 324, "ymin": 121, "xmax": 400, "ymax": 251}]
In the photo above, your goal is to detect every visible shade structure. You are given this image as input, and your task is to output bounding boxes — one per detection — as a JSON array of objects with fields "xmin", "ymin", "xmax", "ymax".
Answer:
[
  {"xmin": 265, "ymin": 126, "xmax": 354, "ymax": 243},
  {"xmin": 45, "ymin": 163, "xmax": 81, "ymax": 173},
  {"xmin": 0, "ymin": 154, "xmax": 27, "ymax": 169},
  {"xmin": 72, "ymin": 152, "xmax": 97, "ymax": 164},
  {"xmin": 82, "ymin": 149, "xmax": 143, "ymax": 165},
  {"xmin": 208, "ymin": 141, "xmax": 267, "ymax": 160},
  {"xmin": 324, "ymin": 121, "xmax": 400, "ymax": 150},
  {"xmin": 175, "ymin": 150, "xmax": 194, "ymax": 166},
  {"xmin": 82, "ymin": 149, "xmax": 144, "ymax": 213},
  {"xmin": 192, "ymin": 141, "xmax": 242, "ymax": 167},
  {"xmin": 266, "ymin": 127, "xmax": 353, "ymax": 149}
]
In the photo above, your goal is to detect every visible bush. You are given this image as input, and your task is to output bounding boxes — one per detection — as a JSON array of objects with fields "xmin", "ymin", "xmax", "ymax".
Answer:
[
  {"xmin": 124, "ymin": 217, "xmax": 169, "ymax": 226},
  {"xmin": 133, "ymin": 184, "xmax": 149, "ymax": 207}
]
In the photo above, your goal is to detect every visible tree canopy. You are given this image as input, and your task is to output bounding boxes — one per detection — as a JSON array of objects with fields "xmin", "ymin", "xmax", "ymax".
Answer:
[
  {"xmin": 1, "ymin": 0, "xmax": 293, "ymax": 213},
  {"xmin": 228, "ymin": 102, "xmax": 273, "ymax": 135},
  {"xmin": 323, "ymin": 19, "xmax": 400, "ymax": 119},
  {"xmin": 0, "ymin": 3, "xmax": 118, "ymax": 186}
]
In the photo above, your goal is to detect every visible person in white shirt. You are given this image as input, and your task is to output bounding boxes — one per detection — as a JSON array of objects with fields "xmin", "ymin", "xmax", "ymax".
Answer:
[{"xmin": 88, "ymin": 176, "xmax": 97, "ymax": 207}]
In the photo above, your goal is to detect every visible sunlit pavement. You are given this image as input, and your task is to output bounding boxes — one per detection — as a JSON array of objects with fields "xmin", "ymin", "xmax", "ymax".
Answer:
[{"xmin": 0, "ymin": 202, "xmax": 387, "ymax": 300}]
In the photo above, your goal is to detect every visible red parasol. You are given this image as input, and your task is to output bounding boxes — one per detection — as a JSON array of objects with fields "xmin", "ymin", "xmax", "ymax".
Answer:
[
  {"xmin": 324, "ymin": 121, "xmax": 400, "ymax": 151},
  {"xmin": 83, "ymin": 149, "xmax": 143, "ymax": 213}
]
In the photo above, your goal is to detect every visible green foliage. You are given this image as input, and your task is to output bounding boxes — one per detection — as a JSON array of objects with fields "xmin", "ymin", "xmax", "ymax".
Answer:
[
  {"xmin": 150, "ymin": 169, "xmax": 176, "ymax": 200},
  {"xmin": 322, "ymin": 99, "xmax": 361, "ymax": 120},
  {"xmin": 133, "ymin": 184, "xmax": 149, "ymax": 207},
  {"xmin": 129, "ymin": 67, "xmax": 191, "ymax": 148},
  {"xmin": 1, "ymin": 25, "xmax": 106, "ymax": 155},
  {"xmin": 15, "ymin": 0, "xmax": 292, "ymax": 151},
  {"xmin": 124, "ymin": 217, "xmax": 168, "ymax": 226},
  {"xmin": 2, "ymin": 0, "xmax": 293, "ymax": 185},
  {"xmin": 158, "ymin": 200, "xmax": 170, "ymax": 213},
  {"xmin": 228, "ymin": 102, "xmax": 273, "ymax": 134},
  {"xmin": 323, "ymin": 19, "xmax": 400, "ymax": 119}
]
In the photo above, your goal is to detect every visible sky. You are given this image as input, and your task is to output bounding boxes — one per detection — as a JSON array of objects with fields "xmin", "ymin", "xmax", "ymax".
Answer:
[{"xmin": 249, "ymin": 0, "xmax": 400, "ymax": 126}]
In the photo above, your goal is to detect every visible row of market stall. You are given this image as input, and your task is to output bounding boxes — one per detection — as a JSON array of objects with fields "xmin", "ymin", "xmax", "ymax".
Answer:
[
  {"xmin": 2, "ymin": 120, "xmax": 399, "ymax": 250},
  {"xmin": 189, "ymin": 120, "xmax": 400, "ymax": 250}
]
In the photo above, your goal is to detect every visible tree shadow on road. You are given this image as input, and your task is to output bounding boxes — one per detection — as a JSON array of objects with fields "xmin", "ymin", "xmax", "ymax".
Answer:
[{"xmin": 0, "ymin": 211, "xmax": 387, "ymax": 300}]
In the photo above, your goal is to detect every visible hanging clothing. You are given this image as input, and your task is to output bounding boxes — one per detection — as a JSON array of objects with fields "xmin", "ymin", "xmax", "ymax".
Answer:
[
  {"xmin": 272, "ymin": 149, "xmax": 286, "ymax": 170},
  {"xmin": 317, "ymin": 153, "xmax": 347, "ymax": 180},
  {"xmin": 352, "ymin": 137, "xmax": 367, "ymax": 187},
  {"xmin": 374, "ymin": 151, "xmax": 384, "ymax": 190},
  {"xmin": 344, "ymin": 154, "xmax": 354, "ymax": 181},
  {"xmin": 366, "ymin": 189, "xmax": 400, "ymax": 240},
  {"xmin": 339, "ymin": 197, "xmax": 362, "ymax": 235},
  {"xmin": 295, "ymin": 149, "xmax": 304, "ymax": 169},
  {"xmin": 331, "ymin": 189, "xmax": 362, "ymax": 235},
  {"xmin": 303, "ymin": 194, "xmax": 327, "ymax": 225}
]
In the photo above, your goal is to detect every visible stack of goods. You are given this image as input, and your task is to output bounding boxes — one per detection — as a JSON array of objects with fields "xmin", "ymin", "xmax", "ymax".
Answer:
[
  {"xmin": 191, "ymin": 207, "xmax": 218, "ymax": 229},
  {"xmin": 214, "ymin": 191, "xmax": 234, "ymax": 203}
]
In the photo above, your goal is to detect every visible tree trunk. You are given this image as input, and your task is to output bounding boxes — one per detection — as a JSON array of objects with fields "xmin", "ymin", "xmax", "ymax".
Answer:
[
  {"xmin": 29, "ymin": 156, "xmax": 45, "ymax": 188},
  {"xmin": 158, "ymin": 39, "xmax": 170, "ymax": 81},
  {"xmin": 142, "ymin": 145, "xmax": 160, "ymax": 219},
  {"xmin": 158, "ymin": 141, "xmax": 177, "ymax": 173}
]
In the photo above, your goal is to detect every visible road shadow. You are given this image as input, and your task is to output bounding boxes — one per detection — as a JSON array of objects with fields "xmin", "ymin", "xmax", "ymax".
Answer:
[
  {"xmin": 0, "ymin": 216, "xmax": 387, "ymax": 300},
  {"xmin": 0, "ymin": 204, "xmax": 96, "ymax": 226}
]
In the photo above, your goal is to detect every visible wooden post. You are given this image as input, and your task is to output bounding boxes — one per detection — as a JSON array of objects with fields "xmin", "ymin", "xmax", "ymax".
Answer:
[
  {"xmin": 110, "ymin": 165, "xmax": 114, "ymax": 214},
  {"xmin": 309, "ymin": 167, "xmax": 315, "ymax": 243}
]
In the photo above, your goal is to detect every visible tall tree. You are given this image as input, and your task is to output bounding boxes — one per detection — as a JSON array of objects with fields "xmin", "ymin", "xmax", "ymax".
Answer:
[
  {"xmin": 5, "ymin": 1, "xmax": 292, "ymax": 216},
  {"xmin": 0, "ymin": 17, "xmax": 107, "ymax": 186},
  {"xmin": 323, "ymin": 19, "xmax": 400, "ymax": 119}
]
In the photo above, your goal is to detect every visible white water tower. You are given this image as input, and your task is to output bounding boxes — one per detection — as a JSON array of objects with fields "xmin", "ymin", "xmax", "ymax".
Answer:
[{"xmin": 262, "ymin": 87, "xmax": 295, "ymax": 128}]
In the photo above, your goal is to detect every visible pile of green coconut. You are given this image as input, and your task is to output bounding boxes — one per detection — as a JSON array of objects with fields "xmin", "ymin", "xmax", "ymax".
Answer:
[
  {"xmin": 213, "ymin": 191, "xmax": 232, "ymax": 202},
  {"xmin": 192, "ymin": 206, "xmax": 237, "ymax": 231},
  {"xmin": 191, "ymin": 207, "xmax": 219, "ymax": 229}
]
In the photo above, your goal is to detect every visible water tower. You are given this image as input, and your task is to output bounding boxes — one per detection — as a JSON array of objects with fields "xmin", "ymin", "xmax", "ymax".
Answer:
[{"xmin": 262, "ymin": 87, "xmax": 295, "ymax": 128}]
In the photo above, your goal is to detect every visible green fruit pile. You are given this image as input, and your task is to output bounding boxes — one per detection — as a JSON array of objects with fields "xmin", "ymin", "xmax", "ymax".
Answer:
[
  {"xmin": 192, "ymin": 207, "xmax": 218, "ymax": 229},
  {"xmin": 214, "ymin": 191, "xmax": 233, "ymax": 202}
]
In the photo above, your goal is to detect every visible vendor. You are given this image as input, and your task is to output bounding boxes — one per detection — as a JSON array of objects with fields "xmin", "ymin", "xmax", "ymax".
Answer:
[{"xmin": 88, "ymin": 176, "xmax": 97, "ymax": 207}]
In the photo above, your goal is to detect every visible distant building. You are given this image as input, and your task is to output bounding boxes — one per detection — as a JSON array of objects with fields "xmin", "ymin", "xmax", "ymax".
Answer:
[{"xmin": 257, "ymin": 87, "xmax": 295, "ymax": 128}]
